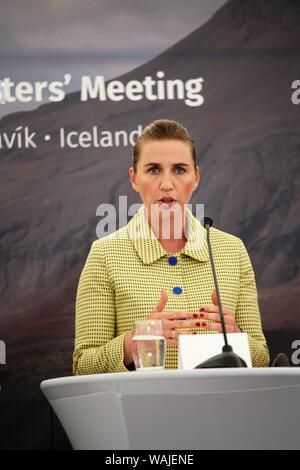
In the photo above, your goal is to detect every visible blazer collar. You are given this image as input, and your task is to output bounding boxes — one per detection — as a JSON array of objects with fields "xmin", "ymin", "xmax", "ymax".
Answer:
[{"xmin": 128, "ymin": 205, "xmax": 209, "ymax": 265}]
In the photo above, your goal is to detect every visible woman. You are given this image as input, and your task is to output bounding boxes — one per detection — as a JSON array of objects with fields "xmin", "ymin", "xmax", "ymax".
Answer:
[{"xmin": 73, "ymin": 119, "xmax": 269, "ymax": 374}]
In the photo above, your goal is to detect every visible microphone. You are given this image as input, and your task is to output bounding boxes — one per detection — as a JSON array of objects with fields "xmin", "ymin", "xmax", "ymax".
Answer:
[
  {"xmin": 271, "ymin": 353, "xmax": 289, "ymax": 367},
  {"xmin": 195, "ymin": 217, "xmax": 246, "ymax": 368}
]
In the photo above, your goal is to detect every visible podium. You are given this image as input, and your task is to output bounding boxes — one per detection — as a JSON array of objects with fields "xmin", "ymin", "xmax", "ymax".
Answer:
[{"xmin": 41, "ymin": 369, "xmax": 300, "ymax": 450}]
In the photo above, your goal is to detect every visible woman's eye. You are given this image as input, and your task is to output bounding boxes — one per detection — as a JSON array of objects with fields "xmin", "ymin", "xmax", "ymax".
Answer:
[
  {"xmin": 174, "ymin": 166, "xmax": 185, "ymax": 174},
  {"xmin": 148, "ymin": 166, "xmax": 159, "ymax": 174}
]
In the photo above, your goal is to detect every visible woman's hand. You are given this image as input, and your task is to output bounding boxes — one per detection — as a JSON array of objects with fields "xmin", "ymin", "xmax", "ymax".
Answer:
[
  {"xmin": 125, "ymin": 289, "xmax": 240, "ymax": 364},
  {"xmin": 197, "ymin": 290, "xmax": 241, "ymax": 333},
  {"xmin": 124, "ymin": 289, "xmax": 199, "ymax": 365},
  {"xmin": 149, "ymin": 290, "xmax": 202, "ymax": 347}
]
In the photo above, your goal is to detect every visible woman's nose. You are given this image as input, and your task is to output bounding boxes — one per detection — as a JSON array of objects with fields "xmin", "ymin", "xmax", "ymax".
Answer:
[{"xmin": 159, "ymin": 172, "xmax": 174, "ymax": 190}]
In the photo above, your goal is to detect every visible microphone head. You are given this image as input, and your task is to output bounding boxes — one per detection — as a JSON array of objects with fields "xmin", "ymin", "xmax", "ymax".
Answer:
[
  {"xmin": 271, "ymin": 353, "xmax": 290, "ymax": 367},
  {"xmin": 195, "ymin": 349, "xmax": 246, "ymax": 369},
  {"xmin": 203, "ymin": 216, "xmax": 213, "ymax": 228}
]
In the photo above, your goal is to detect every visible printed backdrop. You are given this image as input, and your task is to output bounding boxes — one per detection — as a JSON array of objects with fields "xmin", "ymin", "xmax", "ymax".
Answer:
[{"xmin": 0, "ymin": 0, "xmax": 300, "ymax": 449}]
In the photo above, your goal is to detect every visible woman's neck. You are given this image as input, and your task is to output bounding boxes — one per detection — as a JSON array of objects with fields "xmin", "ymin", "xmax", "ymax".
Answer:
[
  {"xmin": 158, "ymin": 237, "xmax": 186, "ymax": 253},
  {"xmin": 147, "ymin": 208, "xmax": 187, "ymax": 252}
]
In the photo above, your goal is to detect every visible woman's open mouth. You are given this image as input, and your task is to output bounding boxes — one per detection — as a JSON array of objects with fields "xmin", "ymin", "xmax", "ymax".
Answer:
[{"xmin": 157, "ymin": 197, "xmax": 177, "ymax": 208}]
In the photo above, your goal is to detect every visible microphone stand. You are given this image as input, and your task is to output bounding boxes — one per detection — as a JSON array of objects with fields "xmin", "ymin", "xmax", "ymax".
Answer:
[{"xmin": 195, "ymin": 217, "xmax": 246, "ymax": 368}]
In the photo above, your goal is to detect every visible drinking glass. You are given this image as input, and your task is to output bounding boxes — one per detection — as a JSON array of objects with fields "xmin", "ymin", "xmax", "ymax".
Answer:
[{"xmin": 132, "ymin": 319, "xmax": 166, "ymax": 371}]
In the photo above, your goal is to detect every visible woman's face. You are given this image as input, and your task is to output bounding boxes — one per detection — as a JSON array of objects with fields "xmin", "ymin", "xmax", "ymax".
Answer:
[{"xmin": 129, "ymin": 139, "xmax": 200, "ymax": 219}]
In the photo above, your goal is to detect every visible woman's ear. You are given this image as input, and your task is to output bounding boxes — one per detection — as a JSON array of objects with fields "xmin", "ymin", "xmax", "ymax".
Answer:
[
  {"xmin": 129, "ymin": 167, "xmax": 139, "ymax": 192},
  {"xmin": 194, "ymin": 166, "xmax": 200, "ymax": 190}
]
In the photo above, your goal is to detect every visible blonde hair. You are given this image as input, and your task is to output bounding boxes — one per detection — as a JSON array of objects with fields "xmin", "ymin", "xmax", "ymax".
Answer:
[{"xmin": 133, "ymin": 119, "xmax": 197, "ymax": 171}]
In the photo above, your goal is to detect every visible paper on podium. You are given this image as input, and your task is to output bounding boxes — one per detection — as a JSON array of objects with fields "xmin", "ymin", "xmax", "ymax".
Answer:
[{"xmin": 178, "ymin": 333, "xmax": 252, "ymax": 369}]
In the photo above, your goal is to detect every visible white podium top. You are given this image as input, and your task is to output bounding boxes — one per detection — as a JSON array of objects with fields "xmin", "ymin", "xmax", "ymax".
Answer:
[
  {"xmin": 42, "ymin": 368, "xmax": 300, "ymax": 399},
  {"xmin": 41, "ymin": 369, "xmax": 300, "ymax": 450}
]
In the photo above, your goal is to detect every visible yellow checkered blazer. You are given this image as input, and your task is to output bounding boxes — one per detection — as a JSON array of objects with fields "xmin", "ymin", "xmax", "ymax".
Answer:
[{"xmin": 73, "ymin": 206, "xmax": 269, "ymax": 374}]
